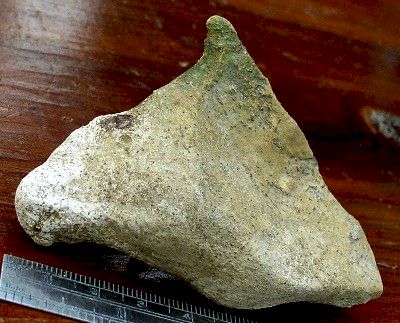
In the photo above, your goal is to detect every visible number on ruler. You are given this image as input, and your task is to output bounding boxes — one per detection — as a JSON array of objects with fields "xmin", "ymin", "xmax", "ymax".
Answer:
[
  {"xmin": 89, "ymin": 287, "xmax": 98, "ymax": 296},
  {"xmin": 182, "ymin": 313, "xmax": 191, "ymax": 320},
  {"xmin": 117, "ymin": 307, "xmax": 126, "ymax": 320},
  {"xmin": 42, "ymin": 274, "xmax": 52, "ymax": 284}
]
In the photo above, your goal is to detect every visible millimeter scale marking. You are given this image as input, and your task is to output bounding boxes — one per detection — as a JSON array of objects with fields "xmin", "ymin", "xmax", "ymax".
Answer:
[{"xmin": 0, "ymin": 254, "xmax": 256, "ymax": 323}]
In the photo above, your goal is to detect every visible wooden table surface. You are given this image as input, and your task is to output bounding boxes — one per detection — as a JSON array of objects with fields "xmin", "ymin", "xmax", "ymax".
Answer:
[{"xmin": 0, "ymin": 1, "xmax": 399, "ymax": 322}]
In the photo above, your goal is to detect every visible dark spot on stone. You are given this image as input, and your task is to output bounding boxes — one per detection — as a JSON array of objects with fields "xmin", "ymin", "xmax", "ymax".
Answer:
[{"xmin": 100, "ymin": 114, "xmax": 136, "ymax": 130}]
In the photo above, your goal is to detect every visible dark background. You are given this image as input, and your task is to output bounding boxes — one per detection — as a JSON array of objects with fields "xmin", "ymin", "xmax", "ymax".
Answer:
[{"xmin": 0, "ymin": 1, "xmax": 399, "ymax": 322}]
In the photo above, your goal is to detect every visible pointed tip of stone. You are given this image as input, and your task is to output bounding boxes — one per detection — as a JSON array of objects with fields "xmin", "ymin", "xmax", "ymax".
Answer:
[
  {"xmin": 206, "ymin": 15, "xmax": 236, "ymax": 32},
  {"xmin": 204, "ymin": 15, "xmax": 242, "ymax": 51}
]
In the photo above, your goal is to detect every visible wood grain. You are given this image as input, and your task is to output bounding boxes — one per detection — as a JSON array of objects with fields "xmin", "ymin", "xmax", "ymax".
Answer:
[{"xmin": 0, "ymin": 1, "xmax": 399, "ymax": 322}]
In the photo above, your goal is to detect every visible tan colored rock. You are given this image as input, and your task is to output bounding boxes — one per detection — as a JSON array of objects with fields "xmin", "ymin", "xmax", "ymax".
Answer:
[{"xmin": 15, "ymin": 15, "xmax": 382, "ymax": 309}]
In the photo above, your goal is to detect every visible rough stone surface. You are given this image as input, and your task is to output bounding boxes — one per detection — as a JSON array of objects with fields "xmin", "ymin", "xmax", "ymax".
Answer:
[{"xmin": 15, "ymin": 16, "xmax": 382, "ymax": 309}]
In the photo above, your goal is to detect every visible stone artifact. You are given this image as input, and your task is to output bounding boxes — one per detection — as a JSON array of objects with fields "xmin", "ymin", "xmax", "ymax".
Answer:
[{"xmin": 15, "ymin": 15, "xmax": 382, "ymax": 309}]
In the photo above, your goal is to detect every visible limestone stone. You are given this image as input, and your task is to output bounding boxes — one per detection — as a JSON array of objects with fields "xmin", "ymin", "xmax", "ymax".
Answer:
[{"xmin": 15, "ymin": 15, "xmax": 382, "ymax": 309}]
